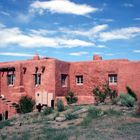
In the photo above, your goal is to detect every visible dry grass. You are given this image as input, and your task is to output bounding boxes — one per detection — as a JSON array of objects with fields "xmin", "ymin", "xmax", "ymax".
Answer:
[{"xmin": 0, "ymin": 105, "xmax": 140, "ymax": 140}]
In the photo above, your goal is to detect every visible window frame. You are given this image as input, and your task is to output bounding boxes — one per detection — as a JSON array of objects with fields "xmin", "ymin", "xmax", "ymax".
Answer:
[
  {"xmin": 76, "ymin": 75, "xmax": 83, "ymax": 85},
  {"xmin": 7, "ymin": 74, "xmax": 15, "ymax": 86},
  {"xmin": 108, "ymin": 74, "xmax": 117, "ymax": 85},
  {"xmin": 34, "ymin": 73, "xmax": 41, "ymax": 86},
  {"xmin": 61, "ymin": 74, "xmax": 68, "ymax": 87}
]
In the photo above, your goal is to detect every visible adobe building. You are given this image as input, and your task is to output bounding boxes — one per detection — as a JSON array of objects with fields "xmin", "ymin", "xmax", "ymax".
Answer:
[{"xmin": 0, "ymin": 54, "xmax": 140, "ymax": 119}]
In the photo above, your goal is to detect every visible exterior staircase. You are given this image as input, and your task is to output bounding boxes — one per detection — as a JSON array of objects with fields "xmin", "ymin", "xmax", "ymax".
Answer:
[{"xmin": 0, "ymin": 95, "xmax": 18, "ymax": 120}]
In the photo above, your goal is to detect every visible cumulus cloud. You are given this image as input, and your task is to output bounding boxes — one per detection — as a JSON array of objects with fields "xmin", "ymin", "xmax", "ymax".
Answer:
[
  {"xmin": 0, "ymin": 52, "xmax": 34, "ymax": 57},
  {"xmin": 69, "ymin": 51, "xmax": 88, "ymax": 56},
  {"xmin": 99, "ymin": 27, "xmax": 140, "ymax": 41},
  {"xmin": 0, "ymin": 24, "xmax": 94, "ymax": 48},
  {"xmin": 30, "ymin": 0, "xmax": 98, "ymax": 16},
  {"xmin": 60, "ymin": 24, "xmax": 108, "ymax": 38}
]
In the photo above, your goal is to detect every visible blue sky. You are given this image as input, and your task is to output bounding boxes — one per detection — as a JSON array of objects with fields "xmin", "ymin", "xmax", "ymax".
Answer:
[{"xmin": 0, "ymin": 0, "xmax": 140, "ymax": 62}]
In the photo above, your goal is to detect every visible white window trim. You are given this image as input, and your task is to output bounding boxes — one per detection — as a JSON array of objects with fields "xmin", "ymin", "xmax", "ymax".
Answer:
[
  {"xmin": 7, "ymin": 74, "xmax": 15, "ymax": 86},
  {"xmin": 76, "ymin": 75, "xmax": 83, "ymax": 85},
  {"xmin": 108, "ymin": 74, "xmax": 117, "ymax": 85},
  {"xmin": 34, "ymin": 73, "xmax": 41, "ymax": 86}
]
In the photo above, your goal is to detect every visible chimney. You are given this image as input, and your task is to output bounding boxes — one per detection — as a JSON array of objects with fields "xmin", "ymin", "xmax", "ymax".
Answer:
[
  {"xmin": 33, "ymin": 54, "xmax": 40, "ymax": 60},
  {"xmin": 93, "ymin": 54, "xmax": 102, "ymax": 60}
]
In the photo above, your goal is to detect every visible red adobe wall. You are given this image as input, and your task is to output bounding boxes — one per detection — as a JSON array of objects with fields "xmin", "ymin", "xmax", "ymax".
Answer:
[
  {"xmin": 69, "ymin": 59, "xmax": 140, "ymax": 104},
  {"xmin": 55, "ymin": 60, "xmax": 70, "ymax": 97},
  {"xmin": 0, "ymin": 54, "xmax": 140, "ymax": 118},
  {"xmin": 0, "ymin": 57, "xmax": 57, "ymax": 117},
  {"xmin": 118, "ymin": 61, "xmax": 140, "ymax": 100}
]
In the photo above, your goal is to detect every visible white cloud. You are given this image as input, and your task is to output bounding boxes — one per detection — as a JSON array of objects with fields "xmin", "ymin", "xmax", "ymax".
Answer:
[
  {"xmin": 30, "ymin": 0, "xmax": 98, "ymax": 16},
  {"xmin": 100, "ymin": 18, "xmax": 114, "ymax": 23},
  {"xmin": 133, "ymin": 50, "xmax": 140, "ymax": 53},
  {"xmin": 0, "ymin": 11, "xmax": 10, "ymax": 16},
  {"xmin": 60, "ymin": 24, "xmax": 108, "ymax": 38},
  {"xmin": 96, "ymin": 45, "xmax": 107, "ymax": 48},
  {"xmin": 0, "ymin": 25, "xmax": 94, "ymax": 48},
  {"xmin": 59, "ymin": 39, "xmax": 94, "ymax": 47},
  {"xmin": 30, "ymin": 29, "xmax": 57, "ymax": 36},
  {"xmin": 134, "ymin": 18, "xmax": 140, "ymax": 21},
  {"xmin": 69, "ymin": 51, "xmax": 88, "ymax": 56},
  {"xmin": 0, "ymin": 52, "xmax": 34, "ymax": 57},
  {"xmin": 0, "ymin": 23, "xmax": 6, "ymax": 28},
  {"xmin": 17, "ymin": 13, "xmax": 32, "ymax": 23},
  {"xmin": 99, "ymin": 27, "xmax": 140, "ymax": 41},
  {"xmin": 122, "ymin": 3, "xmax": 134, "ymax": 7}
]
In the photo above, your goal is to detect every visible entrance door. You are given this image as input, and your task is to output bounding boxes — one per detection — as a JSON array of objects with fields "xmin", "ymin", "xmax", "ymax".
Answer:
[
  {"xmin": 35, "ymin": 92, "xmax": 53, "ymax": 106},
  {"xmin": 35, "ymin": 93, "xmax": 42, "ymax": 105},
  {"xmin": 48, "ymin": 93, "xmax": 53, "ymax": 107}
]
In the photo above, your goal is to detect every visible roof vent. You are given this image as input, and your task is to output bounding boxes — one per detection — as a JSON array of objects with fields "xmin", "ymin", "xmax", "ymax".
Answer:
[{"xmin": 93, "ymin": 54, "xmax": 102, "ymax": 60}]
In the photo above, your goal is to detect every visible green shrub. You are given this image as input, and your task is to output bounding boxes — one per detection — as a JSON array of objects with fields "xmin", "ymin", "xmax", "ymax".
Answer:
[
  {"xmin": 42, "ymin": 107, "xmax": 53, "ymax": 115},
  {"xmin": 92, "ymin": 84, "xmax": 117, "ymax": 103},
  {"xmin": 18, "ymin": 96, "xmax": 35, "ymax": 113},
  {"xmin": 103, "ymin": 84, "xmax": 117, "ymax": 101},
  {"xmin": 119, "ymin": 93, "xmax": 135, "ymax": 107},
  {"xmin": 126, "ymin": 86, "xmax": 137, "ymax": 101},
  {"xmin": 65, "ymin": 113, "xmax": 78, "ymax": 120},
  {"xmin": 92, "ymin": 86, "xmax": 107, "ymax": 103},
  {"xmin": 73, "ymin": 106, "xmax": 82, "ymax": 112},
  {"xmin": 0, "ymin": 120, "xmax": 12, "ymax": 129},
  {"xmin": 56, "ymin": 99, "xmax": 64, "ymax": 112},
  {"xmin": 88, "ymin": 106, "xmax": 102, "ymax": 118},
  {"xmin": 104, "ymin": 109, "xmax": 122, "ymax": 116},
  {"xmin": 82, "ymin": 106, "xmax": 102, "ymax": 126},
  {"xmin": 65, "ymin": 91, "xmax": 78, "ymax": 104}
]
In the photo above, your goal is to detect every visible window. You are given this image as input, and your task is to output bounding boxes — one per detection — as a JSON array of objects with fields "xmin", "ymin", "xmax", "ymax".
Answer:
[
  {"xmin": 34, "ymin": 73, "xmax": 41, "ymax": 85},
  {"xmin": 108, "ymin": 74, "xmax": 117, "ymax": 84},
  {"xmin": 76, "ymin": 75, "xmax": 83, "ymax": 85},
  {"xmin": 7, "ymin": 74, "xmax": 15, "ymax": 86},
  {"xmin": 61, "ymin": 74, "xmax": 68, "ymax": 87}
]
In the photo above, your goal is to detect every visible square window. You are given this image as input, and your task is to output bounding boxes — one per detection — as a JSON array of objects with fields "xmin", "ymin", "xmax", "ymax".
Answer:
[
  {"xmin": 108, "ymin": 74, "xmax": 117, "ymax": 85},
  {"xmin": 61, "ymin": 74, "xmax": 68, "ymax": 87},
  {"xmin": 76, "ymin": 75, "xmax": 83, "ymax": 85}
]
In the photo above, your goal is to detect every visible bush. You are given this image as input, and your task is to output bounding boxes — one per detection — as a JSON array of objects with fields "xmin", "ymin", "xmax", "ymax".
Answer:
[
  {"xmin": 65, "ymin": 91, "xmax": 78, "ymax": 104},
  {"xmin": 17, "ymin": 96, "xmax": 35, "ymax": 113},
  {"xmin": 42, "ymin": 107, "xmax": 53, "ymax": 115},
  {"xmin": 88, "ymin": 106, "xmax": 102, "ymax": 118},
  {"xmin": 56, "ymin": 99, "xmax": 64, "ymax": 112},
  {"xmin": 104, "ymin": 108, "xmax": 122, "ymax": 116},
  {"xmin": 119, "ymin": 93, "xmax": 135, "ymax": 107},
  {"xmin": 82, "ymin": 106, "xmax": 102, "ymax": 126},
  {"xmin": 92, "ymin": 84, "xmax": 117, "ymax": 104},
  {"xmin": 0, "ymin": 120, "xmax": 12, "ymax": 129},
  {"xmin": 103, "ymin": 84, "xmax": 117, "ymax": 101},
  {"xmin": 92, "ymin": 86, "xmax": 107, "ymax": 103},
  {"xmin": 126, "ymin": 86, "xmax": 137, "ymax": 101},
  {"xmin": 65, "ymin": 113, "xmax": 78, "ymax": 120}
]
